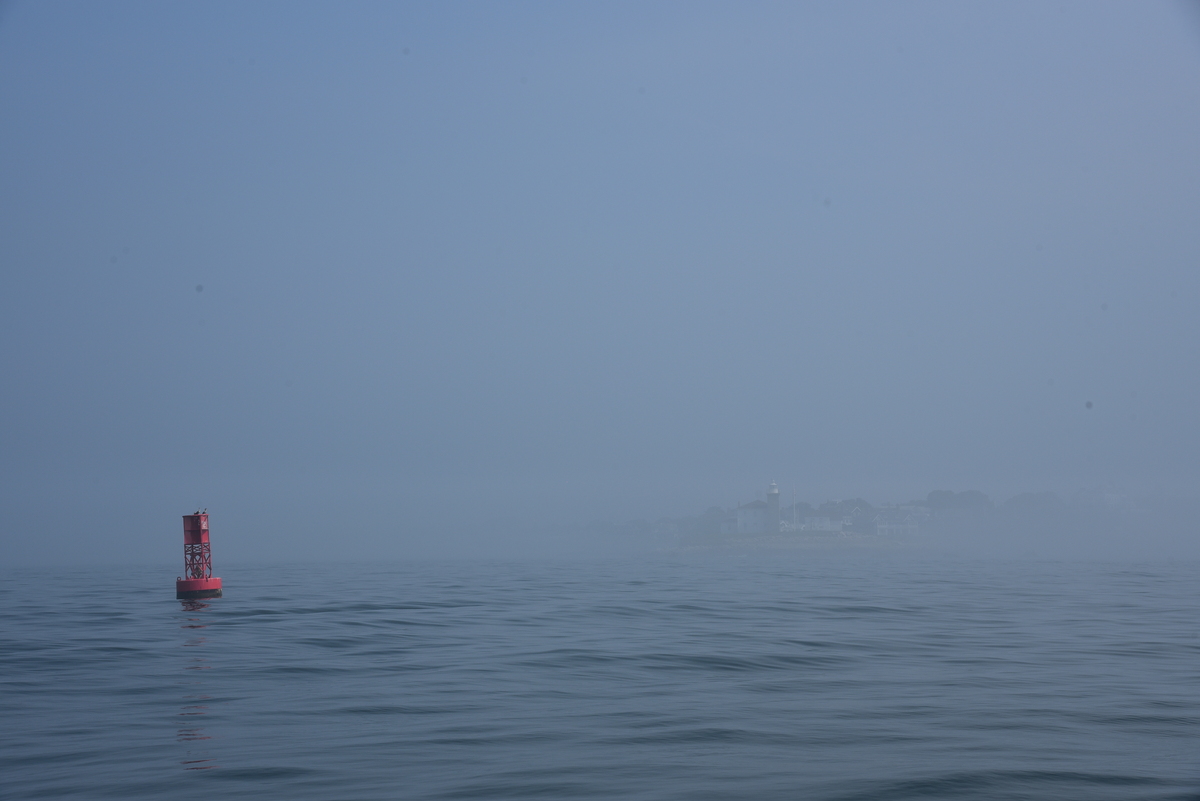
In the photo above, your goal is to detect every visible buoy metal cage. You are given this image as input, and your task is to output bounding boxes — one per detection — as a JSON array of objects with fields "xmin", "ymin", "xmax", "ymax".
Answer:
[{"xmin": 176, "ymin": 513, "xmax": 222, "ymax": 599}]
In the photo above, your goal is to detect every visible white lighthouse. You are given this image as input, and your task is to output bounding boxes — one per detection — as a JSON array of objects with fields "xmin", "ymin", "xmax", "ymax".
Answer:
[
  {"xmin": 767, "ymin": 481, "xmax": 781, "ymax": 534},
  {"xmin": 735, "ymin": 481, "xmax": 785, "ymax": 535}
]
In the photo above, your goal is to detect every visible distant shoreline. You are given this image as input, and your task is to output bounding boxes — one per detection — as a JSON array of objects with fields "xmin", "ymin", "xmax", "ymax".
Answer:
[{"xmin": 672, "ymin": 533, "xmax": 917, "ymax": 551}]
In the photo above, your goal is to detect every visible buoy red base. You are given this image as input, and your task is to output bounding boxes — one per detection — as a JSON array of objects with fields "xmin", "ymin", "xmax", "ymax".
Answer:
[{"xmin": 177, "ymin": 577, "xmax": 222, "ymax": 599}]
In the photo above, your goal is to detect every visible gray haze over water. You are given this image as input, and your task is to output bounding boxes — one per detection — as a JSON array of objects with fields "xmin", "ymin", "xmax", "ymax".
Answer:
[{"xmin": 2, "ymin": 2, "xmax": 1199, "ymax": 563}]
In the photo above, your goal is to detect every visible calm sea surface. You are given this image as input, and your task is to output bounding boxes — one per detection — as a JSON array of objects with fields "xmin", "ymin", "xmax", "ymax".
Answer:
[{"xmin": 2, "ymin": 552, "xmax": 1198, "ymax": 800}]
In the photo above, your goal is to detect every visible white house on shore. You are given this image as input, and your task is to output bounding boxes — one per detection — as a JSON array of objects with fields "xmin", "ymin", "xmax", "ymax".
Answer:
[{"xmin": 874, "ymin": 510, "xmax": 920, "ymax": 536}]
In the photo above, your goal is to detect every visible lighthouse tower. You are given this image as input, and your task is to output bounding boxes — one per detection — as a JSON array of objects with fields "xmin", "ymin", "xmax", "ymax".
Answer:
[
  {"xmin": 767, "ymin": 481, "xmax": 781, "ymax": 534},
  {"xmin": 176, "ymin": 512, "xmax": 223, "ymax": 599}
]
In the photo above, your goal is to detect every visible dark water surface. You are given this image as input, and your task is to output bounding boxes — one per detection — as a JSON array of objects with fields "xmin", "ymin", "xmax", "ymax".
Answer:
[{"xmin": 2, "ymin": 553, "xmax": 1198, "ymax": 800}]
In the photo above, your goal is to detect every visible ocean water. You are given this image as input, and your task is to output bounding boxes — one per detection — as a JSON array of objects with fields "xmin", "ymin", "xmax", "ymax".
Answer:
[{"xmin": 2, "ymin": 552, "xmax": 1198, "ymax": 800}]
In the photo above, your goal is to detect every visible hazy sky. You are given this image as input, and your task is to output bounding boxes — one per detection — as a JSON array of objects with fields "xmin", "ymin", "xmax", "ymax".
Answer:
[{"xmin": 2, "ymin": 2, "xmax": 1199, "ymax": 562}]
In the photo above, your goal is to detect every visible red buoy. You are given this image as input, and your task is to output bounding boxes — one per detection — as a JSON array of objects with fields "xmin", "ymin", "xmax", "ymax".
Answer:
[{"xmin": 176, "ymin": 512, "xmax": 223, "ymax": 599}]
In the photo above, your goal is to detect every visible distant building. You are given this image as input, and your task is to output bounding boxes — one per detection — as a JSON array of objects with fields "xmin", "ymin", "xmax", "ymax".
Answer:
[
  {"xmin": 803, "ymin": 516, "xmax": 842, "ymax": 532},
  {"xmin": 736, "ymin": 481, "xmax": 782, "ymax": 534},
  {"xmin": 874, "ymin": 510, "xmax": 920, "ymax": 536},
  {"xmin": 737, "ymin": 500, "xmax": 769, "ymax": 534},
  {"xmin": 898, "ymin": 505, "xmax": 930, "ymax": 523}
]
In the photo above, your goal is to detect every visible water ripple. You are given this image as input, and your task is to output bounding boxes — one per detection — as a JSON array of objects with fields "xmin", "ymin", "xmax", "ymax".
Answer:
[{"xmin": 1, "ymin": 556, "xmax": 1198, "ymax": 800}]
